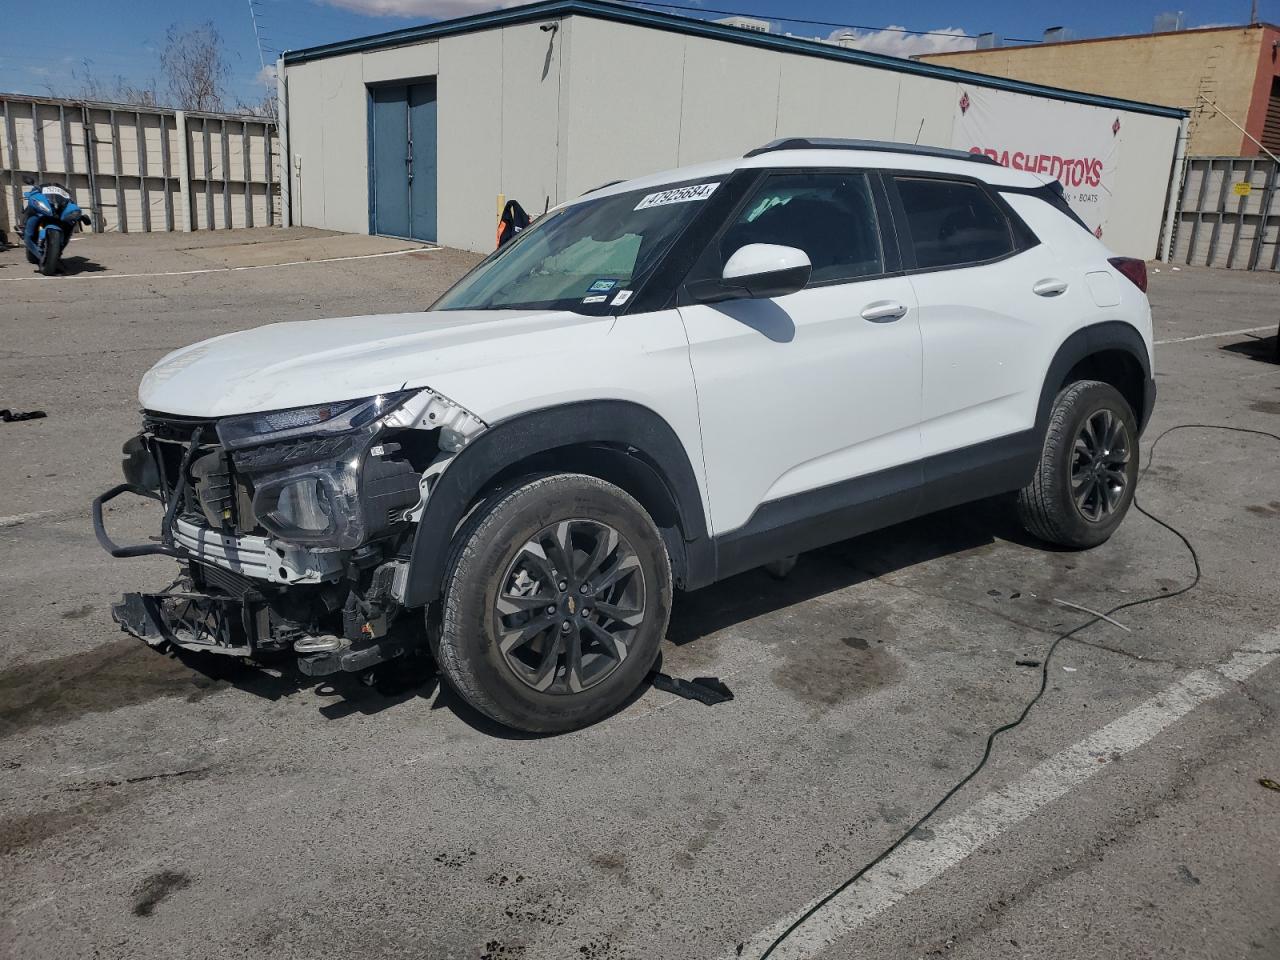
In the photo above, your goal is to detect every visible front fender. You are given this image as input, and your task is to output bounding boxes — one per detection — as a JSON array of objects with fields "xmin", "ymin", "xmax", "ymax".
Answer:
[{"xmin": 401, "ymin": 400, "xmax": 709, "ymax": 608}]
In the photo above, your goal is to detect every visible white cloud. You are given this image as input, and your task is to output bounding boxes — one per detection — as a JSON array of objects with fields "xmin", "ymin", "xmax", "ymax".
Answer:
[
  {"xmin": 313, "ymin": 2, "xmax": 978, "ymax": 60},
  {"xmin": 256, "ymin": 64, "xmax": 278, "ymax": 87},
  {"xmin": 316, "ymin": 0, "xmax": 523, "ymax": 16},
  {"xmin": 824, "ymin": 25, "xmax": 976, "ymax": 59}
]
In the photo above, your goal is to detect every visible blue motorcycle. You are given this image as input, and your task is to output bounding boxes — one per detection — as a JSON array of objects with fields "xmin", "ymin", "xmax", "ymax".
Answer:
[{"xmin": 21, "ymin": 176, "xmax": 91, "ymax": 276}]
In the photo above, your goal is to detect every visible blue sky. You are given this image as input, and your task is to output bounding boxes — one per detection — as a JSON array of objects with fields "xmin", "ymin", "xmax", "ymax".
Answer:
[{"xmin": 2, "ymin": 0, "xmax": 1277, "ymax": 107}]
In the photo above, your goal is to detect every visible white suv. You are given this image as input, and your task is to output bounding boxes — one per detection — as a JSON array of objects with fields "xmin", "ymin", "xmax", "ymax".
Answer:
[{"xmin": 95, "ymin": 138, "xmax": 1155, "ymax": 732}]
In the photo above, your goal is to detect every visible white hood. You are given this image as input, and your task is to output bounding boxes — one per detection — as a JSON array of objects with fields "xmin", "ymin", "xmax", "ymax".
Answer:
[{"xmin": 139, "ymin": 309, "xmax": 611, "ymax": 418}]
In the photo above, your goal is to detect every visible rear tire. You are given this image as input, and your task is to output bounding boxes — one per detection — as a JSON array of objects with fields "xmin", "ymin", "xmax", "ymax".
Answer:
[
  {"xmin": 434, "ymin": 473, "xmax": 672, "ymax": 733},
  {"xmin": 1017, "ymin": 380, "xmax": 1139, "ymax": 549},
  {"xmin": 39, "ymin": 230, "xmax": 62, "ymax": 276}
]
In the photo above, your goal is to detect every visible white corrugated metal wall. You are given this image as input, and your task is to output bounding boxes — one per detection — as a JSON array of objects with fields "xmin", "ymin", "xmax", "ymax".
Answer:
[{"xmin": 0, "ymin": 94, "xmax": 279, "ymax": 238}]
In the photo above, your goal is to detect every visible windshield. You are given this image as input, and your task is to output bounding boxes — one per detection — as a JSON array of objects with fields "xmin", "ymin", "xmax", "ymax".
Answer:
[{"xmin": 433, "ymin": 180, "xmax": 721, "ymax": 313}]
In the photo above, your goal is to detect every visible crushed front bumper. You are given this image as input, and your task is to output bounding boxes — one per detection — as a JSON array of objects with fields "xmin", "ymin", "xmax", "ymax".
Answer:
[
  {"xmin": 94, "ymin": 482, "xmax": 343, "ymax": 585},
  {"xmin": 112, "ymin": 591, "xmax": 252, "ymax": 656},
  {"xmin": 171, "ymin": 518, "xmax": 344, "ymax": 585},
  {"xmin": 112, "ymin": 587, "xmax": 410, "ymax": 676},
  {"xmin": 97, "ymin": 462, "xmax": 415, "ymax": 677}
]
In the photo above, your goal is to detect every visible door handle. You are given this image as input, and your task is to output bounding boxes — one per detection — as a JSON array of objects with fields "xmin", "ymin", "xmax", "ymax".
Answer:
[
  {"xmin": 1033, "ymin": 278, "xmax": 1069, "ymax": 297},
  {"xmin": 860, "ymin": 301, "xmax": 908, "ymax": 323}
]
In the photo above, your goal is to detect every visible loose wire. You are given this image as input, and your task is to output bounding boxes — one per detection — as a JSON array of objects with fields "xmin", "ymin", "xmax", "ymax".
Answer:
[{"xmin": 757, "ymin": 423, "xmax": 1280, "ymax": 959}]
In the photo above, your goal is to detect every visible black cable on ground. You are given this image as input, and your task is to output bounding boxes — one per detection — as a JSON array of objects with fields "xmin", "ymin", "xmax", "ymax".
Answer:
[{"xmin": 757, "ymin": 423, "xmax": 1280, "ymax": 960}]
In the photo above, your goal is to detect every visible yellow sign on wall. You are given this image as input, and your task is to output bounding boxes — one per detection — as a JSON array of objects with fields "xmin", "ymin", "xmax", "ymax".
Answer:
[{"xmin": 1232, "ymin": 181, "xmax": 1252, "ymax": 197}]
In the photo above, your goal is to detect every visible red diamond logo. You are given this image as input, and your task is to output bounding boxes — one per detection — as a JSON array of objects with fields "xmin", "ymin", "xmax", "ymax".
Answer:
[
  {"xmin": 959, "ymin": 91, "xmax": 971, "ymax": 115},
  {"xmin": 1094, "ymin": 225, "xmax": 1104, "ymax": 239},
  {"xmin": 1112, "ymin": 117, "xmax": 1121, "ymax": 136}
]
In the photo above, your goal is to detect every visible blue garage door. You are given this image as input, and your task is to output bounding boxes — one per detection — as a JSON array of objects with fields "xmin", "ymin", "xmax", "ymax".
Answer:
[{"xmin": 370, "ymin": 80, "xmax": 437, "ymax": 242}]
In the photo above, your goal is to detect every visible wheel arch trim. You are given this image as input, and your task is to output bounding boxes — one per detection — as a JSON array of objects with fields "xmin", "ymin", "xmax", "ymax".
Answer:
[
  {"xmin": 1037, "ymin": 321, "xmax": 1154, "ymax": 435},
  {"xmin": 401, "ymin": 400, "xmax": 709, "ymax": 609}
]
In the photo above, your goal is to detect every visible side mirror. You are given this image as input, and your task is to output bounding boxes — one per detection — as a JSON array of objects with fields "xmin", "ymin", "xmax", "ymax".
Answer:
[{"xmin": 689, "ymin": 244, "xmax": 812, "ymax": 303}]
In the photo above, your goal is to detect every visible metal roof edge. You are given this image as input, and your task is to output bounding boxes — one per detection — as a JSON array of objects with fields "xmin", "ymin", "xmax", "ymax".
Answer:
[
  {"xmin": 281, "ymin": 0, "xmax": 574, "ymax": 64},
  {"xmin": 923, "ymin": 21, "xmax": 1280, "ymax": 57},
  {"xmin": 281, "ymin": 0, "xmax": 1188, "ymax": 120}
]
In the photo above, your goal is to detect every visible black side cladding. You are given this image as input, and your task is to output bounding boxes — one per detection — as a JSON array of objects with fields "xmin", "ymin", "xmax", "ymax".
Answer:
[
  {"xmin": 1036, "ymin": 321, "xmax": 1155, "ymax": 433},
  {"xmin": 401, "ymin": 400, "xmax": 712, "ymax": 608}
]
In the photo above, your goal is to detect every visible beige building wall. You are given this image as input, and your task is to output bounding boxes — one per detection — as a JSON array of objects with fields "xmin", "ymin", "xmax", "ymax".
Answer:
[
  {"xmin": 284, "ymin": 21, "xmax": 562, "ymax": 253},
  {"xmin": 560, "ymin": 18, "xmax": 1179, "ymax": 257},
  {"xmin": 921, "ymin": 27, "xmax": 1265, "ymax": 156},
  {"xmin": 281, "ymin": 13, "xmax": 1183, "ymax": 258}
]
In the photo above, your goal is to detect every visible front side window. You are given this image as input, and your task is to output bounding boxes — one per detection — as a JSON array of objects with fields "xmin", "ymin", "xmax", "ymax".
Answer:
[
  {"xmin": 893, "ymin": 177, "xmax": 1015, "ymax": 270},
  {"xmin": 710, "ymin": 172, "xmax": 884, "ymax": 285},
  {"xmin": 433, "ymin": 181, "xmax": 719, "ymax": 312}
]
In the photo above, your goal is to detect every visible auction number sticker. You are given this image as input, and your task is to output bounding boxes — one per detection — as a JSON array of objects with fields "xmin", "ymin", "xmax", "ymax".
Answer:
[{"xmin": 635, "ymin": 182, "xmax": 719, "ymax": 210}]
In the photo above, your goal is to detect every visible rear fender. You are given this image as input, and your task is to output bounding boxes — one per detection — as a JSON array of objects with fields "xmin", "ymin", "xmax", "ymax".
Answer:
[{"xmin": 1037, "ymin": 321, "xmax": 1154, "ymax": 434}]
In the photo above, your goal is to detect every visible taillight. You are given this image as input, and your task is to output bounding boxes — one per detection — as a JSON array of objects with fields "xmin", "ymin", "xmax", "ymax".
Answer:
[{"xmin": 1108, "ymin": 256, "xmax": 1147, "ymax": 293}]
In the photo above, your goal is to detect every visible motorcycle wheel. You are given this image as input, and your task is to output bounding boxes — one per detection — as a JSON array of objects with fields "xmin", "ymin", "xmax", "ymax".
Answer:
[{"xmin": 39, "ymin": 230, "xmax": 63, "ymax": 276}]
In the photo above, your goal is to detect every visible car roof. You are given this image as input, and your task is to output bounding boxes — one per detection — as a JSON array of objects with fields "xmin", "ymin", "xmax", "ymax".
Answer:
[{"xmin": 576, "ymin": 141, "xmax": 1049, "ymax": 205}]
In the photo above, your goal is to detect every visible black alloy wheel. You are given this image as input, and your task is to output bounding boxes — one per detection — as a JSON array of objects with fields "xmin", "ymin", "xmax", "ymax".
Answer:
[
  {"xmin": 492, "ymin": 518, "xmax": 646, "ymax": 695},
  {"xmin": 1070, "ymin": 408, "xmax": 1132, "ymax": 522}
]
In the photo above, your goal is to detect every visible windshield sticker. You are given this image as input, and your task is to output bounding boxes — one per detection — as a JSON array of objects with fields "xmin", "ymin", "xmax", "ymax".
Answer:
[
  {"xmin": 583, "ymin": 295, "xmax": 608, "ymax": 304},
  {"xmin": 635, "ymin": 182, "xmax": 720, "ymax": 210},
  {"xmin": 587, "ymin": 278, "xmax": 619, "ymax": 293},
  {"xmin": 612, "ymin": 290, "xmax": 633, "ymax": 306}
]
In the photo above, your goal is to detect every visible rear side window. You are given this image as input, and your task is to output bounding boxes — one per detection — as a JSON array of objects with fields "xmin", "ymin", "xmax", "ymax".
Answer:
[
  {"xmin": 893, "ymin": 177, "xmax": 1015, "ymax": 270},
  {"xmin": 716, "ymin": 172, "xmax": 884, "ymax": 284},
  {"xmin": 1014, "ymin": 183, "xmax": 1092, "ymax": 233}
]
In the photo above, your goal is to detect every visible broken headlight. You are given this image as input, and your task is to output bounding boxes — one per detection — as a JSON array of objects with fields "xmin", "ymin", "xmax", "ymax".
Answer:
[
  {"xmin": 254, "ymin": 466, "xmax": 350, "ymax": 543},
  {"xmin": 224, "ymin": 391, "xmax": 422, "ymax": 550},
  {"xmin": 215, "ymin": 392, "xmax": 416, "ymax": 450},
  {"xmin": 271, "ymin": 478, "xmax": 333, "ymax": 532},
  {"xmin": 217, "ymin": 388, "xmax": 485, "ymax": 551}
]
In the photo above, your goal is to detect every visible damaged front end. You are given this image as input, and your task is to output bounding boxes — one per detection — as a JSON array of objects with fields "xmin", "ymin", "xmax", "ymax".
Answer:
[{"xmin": 93, "ymin": 389, "xmax": 485, "ymax": 677}]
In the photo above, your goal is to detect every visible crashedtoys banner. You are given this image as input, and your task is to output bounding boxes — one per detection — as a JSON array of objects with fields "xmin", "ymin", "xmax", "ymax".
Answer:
[{"xmin": 952, "ymin": 86, "xmax": 1122, "ymax": 240}]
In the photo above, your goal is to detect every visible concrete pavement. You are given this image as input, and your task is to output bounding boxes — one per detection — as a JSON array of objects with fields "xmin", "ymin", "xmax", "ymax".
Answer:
[{"xmin": 1, "ymin": 230, "xmax": 1277, "ymax": 960}]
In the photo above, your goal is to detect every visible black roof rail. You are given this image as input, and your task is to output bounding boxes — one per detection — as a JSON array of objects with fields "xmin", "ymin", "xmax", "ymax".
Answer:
[{"xmin": 744, "ymin": 137, "xmax": 1000, "ymax": 165}]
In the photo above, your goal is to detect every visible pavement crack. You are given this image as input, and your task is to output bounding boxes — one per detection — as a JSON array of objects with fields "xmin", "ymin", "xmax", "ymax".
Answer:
[
  {"xmin": 1064, "ymin": 635, "xmax": 1185, "ymax": 667},
  {"xmin": 842, "ymin": 564, "xmax": 1064, "ymax": 639},
  {"xmin": 60, "ymin": 766, "xmax": 209, "ymax": 794}
]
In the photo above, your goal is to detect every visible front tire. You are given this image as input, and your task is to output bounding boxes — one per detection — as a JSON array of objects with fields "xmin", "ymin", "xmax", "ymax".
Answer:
[
  {"xmin": 1017, "ymin": 380, "xmax": 1139, "ymax": 549},
  {"xmin": 435, "ymin": 474, "xmax": 672, "ymax": 733},
  {"xmin": 39, "ymin": 230, "xmax": 63, "ymax": 276}
]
